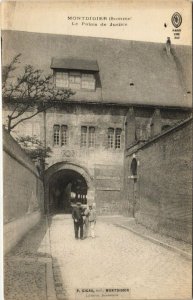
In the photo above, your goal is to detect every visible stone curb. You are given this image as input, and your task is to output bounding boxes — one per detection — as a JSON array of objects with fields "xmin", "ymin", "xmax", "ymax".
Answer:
[
  {"xmin": 45, "ymin": 216, "xmax": 58, "ymax": 300},
  {"xmin": 46, "ymin": 260, "xmax": 57, "ymax": 300},
  {"xmin": 114, "ymin": 224, "xmax": 192, "ymax": 261},
  {"xmin": 4, "ymin": 255, "xmax": 57, "ymax": 300}
]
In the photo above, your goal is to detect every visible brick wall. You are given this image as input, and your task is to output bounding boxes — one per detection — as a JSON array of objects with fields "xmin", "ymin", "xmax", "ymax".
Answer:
[
  {"xmin": 3, "ymin": 128, "xmax": 44, "ymax": 253},
  {"xmin": 124, "ymin": 118, "xmax": 192, "ymax": 243}
]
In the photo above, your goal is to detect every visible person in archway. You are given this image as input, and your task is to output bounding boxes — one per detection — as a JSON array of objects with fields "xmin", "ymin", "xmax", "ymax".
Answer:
[{"xmin": 72, "ymin": 202, "xmax": 84, "ymax": 240}]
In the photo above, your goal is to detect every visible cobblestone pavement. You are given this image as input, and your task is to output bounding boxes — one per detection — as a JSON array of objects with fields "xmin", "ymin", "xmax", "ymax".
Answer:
[
  {"xmin": 4, "ymin": 216, "xmax": 192, "ymax": 300},
  {"xmin": 49, "ymin": 215, "xmax": 192, "ymax": 300},
  {"xmin": 99, "ymin": 215, "xmax": 192, "ymax": 256},
  {"xmin": 4, "ymin": 257, "xmax": 47, "ymax": 300},
  {"xmin": 4, "ymin": 219, "xmax": 51, "ymax": 300}
]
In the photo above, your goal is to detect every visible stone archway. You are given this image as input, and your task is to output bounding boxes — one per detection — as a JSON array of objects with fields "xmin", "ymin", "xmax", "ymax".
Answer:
[{"xmin": 44, "ymin": 162, "xmax": 94, "ymax": 214}]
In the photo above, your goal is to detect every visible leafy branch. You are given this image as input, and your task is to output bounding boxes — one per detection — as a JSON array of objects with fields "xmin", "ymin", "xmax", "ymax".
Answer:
[{"xmin": 2, "ymin": 54, "xmax": 75, "ymax": 132}]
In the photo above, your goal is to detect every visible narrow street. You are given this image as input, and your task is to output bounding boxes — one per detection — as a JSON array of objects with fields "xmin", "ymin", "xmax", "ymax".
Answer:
[
  {"xmin": 50, "ymin": 215, "xmax": 191, "ymax": 300},
  {"xmin": 5, "ymin": 215, "xmax": 192, "ymax": 300}
]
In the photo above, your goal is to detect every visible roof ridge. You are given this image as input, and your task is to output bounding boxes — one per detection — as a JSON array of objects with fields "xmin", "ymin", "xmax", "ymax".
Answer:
[{"xmin": 2, "ymin": 29, "xmax": 191, "ymax": 47}]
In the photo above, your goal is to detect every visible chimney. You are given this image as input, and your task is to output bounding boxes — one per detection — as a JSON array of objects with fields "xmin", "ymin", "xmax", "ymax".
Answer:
[{"xmin": 166, "ymin": 37, "xmax": 171, "ymax": 55}]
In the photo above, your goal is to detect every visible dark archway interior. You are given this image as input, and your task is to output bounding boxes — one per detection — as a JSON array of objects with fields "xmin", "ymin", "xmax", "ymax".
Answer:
[{"xmin": 49, "ymin": 169, "xmax": 88, "ymax": 214}]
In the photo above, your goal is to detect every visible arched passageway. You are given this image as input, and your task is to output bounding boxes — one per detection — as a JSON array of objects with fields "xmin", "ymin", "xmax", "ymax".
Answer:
[{"xmin": 49, "ymin": 169, "xmax": 88, "ymax": 214}]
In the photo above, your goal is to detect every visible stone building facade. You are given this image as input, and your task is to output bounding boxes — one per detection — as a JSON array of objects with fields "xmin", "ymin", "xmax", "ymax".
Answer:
[{"xmin": 2, "ymin": 30, "xmax": 192, "ymax": 218}]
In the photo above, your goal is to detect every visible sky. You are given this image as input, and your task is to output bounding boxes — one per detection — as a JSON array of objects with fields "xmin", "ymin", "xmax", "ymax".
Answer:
[{"xmin": 1, "ymin": 0, "xmax": 192, "ymax": 45}]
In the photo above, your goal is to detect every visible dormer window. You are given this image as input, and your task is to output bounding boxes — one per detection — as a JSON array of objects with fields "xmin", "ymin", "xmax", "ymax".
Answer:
[
  {"xmin": 82, "ymin": 74, "xmax": 95, "ymax": 90},
  {"xmin": 55, "ymin": 72, "xmax": 68, "ymax": 88},
  {"xmin": 51, "ymin": 57, "xmax": 99, "ymax": 91},
  {"xmin": 69, "ymin": 71, "xmax": 81, "ymax": 89},
  {"xmin": 54, "ymin": 71, "xmax": 96, "ymax": 90}
]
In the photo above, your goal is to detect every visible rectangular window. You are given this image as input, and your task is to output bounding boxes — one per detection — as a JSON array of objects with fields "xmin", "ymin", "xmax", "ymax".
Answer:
[
  {"xmin": 69, "ymin": 71, "xmax": 81, "ymax": 89},
  {"xmin": 108, "ymin": 128, "xmax": 114, "ymax": 148},
  {"xmin": 89, "ymin": 127, "xmax": 95, "ymax": 147},
  {"xmin": 82, "ymin": 73, "xmax": 95, "ymax": 90},
  {"xmin": 61, "ymin": 125, "xmax": 68, "ymax": 146},
  {"xmin": 81, "ymin": 126, "xmax": 87, "ymax": 147},
  {"xmin": 53, "ymin": 125, "xmax": 60, "ymax": 145},
  {"xmin": 55, "ymin": 71, "xmax": 96, "ymax": 91},
  {"xmin": 115, "ymin": 128, "xmax": 122, "ymax": 149},
  {"xmin": 55, "ymin": 72, "xmax": 68, "ymax": 88}
]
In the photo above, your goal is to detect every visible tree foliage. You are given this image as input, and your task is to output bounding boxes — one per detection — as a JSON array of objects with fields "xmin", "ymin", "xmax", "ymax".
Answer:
[
  {"xmin": 16, "ymin": 135, "xmax": 52, "ymax": 175},
  {"xmin": 2, "ymin": 54, "xmax": 74, "ymax": 132},
  {"xmin": 16, "ymin": 135, "xmax": 52, "ymax": 160}
]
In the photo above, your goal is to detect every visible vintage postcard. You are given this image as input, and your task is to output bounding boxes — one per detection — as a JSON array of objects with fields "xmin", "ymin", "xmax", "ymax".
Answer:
[{"xmin": 1, "ymin": 0, "xmax": 192, "ymax": 299}]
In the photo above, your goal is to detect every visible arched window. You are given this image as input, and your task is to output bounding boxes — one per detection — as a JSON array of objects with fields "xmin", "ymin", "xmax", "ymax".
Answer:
[{"xmin": 130, "ymin": 158, "xmax": 137, "ymax": 176}]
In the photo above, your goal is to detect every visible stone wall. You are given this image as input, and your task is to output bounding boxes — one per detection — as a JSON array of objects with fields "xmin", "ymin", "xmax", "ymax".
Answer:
[
  {"xmin": 44, "ymin": 104, "xmax": 125, "ymax": 215},
  {"xmin": 124, "ymin": 118, "xmax": 192, "ymax": 243},
  {"xmin": 3, "ymin": 128, "xmax": 44, "ymax": 253},
  {"xmin": 3, "ymin": 102, "xmax": 190, "ymax": 216}
]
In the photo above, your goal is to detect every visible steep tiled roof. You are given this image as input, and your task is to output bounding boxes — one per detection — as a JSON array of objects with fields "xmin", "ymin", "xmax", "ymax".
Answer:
[{"xmin": 2, "ymin": 30, "xmax": 192, "ymax": 108}]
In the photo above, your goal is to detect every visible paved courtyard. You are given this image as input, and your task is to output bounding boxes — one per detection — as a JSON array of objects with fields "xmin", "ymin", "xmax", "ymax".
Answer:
[{"xmin": 4, "ymin": 215, "xmax": 192, "ymax": 300}]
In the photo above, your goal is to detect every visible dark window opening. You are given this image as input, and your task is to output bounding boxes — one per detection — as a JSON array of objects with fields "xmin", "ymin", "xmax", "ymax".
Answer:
[
  {"xmin": 131, "ymin": 158, "xmax": 137, "ymax": 176},
  {"xmin": 115, "ymin": 128, "xmax": 122, "ymax": 149},
  {"xmin": 53, "ymin": 124, "xmax": 69, "ymax": 146},
  {"xmin": 108, "ymin": 127, "xmax": 122, "ymax": 149}
]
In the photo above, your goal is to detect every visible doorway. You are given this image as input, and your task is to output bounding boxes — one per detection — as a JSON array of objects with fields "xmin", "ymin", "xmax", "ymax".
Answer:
[{"xmin": 49, "ymin": 169, "xmax": 88, "ymax": 214}]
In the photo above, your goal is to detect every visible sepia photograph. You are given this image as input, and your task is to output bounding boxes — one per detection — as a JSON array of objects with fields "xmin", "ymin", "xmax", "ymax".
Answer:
[{"xmin": 1, "ymin": 1, "xmax": 192, "ymax": 299}]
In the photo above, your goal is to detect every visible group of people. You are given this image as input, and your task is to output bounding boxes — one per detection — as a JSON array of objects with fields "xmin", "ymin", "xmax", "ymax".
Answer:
[{"xmin": 72, "ymin": 202, "xmax": 97, "ymax": 240}]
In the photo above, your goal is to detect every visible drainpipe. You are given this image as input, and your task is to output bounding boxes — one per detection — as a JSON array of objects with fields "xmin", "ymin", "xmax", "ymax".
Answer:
[{"xmin": 43, "ymin": 110, "xmax": 47, "ymax": 215}]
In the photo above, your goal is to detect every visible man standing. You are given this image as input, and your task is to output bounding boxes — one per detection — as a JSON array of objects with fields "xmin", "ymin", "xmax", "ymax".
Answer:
[{"xmin": 72, "ymin": 202, "xmax": 84, "ymax": 239}]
